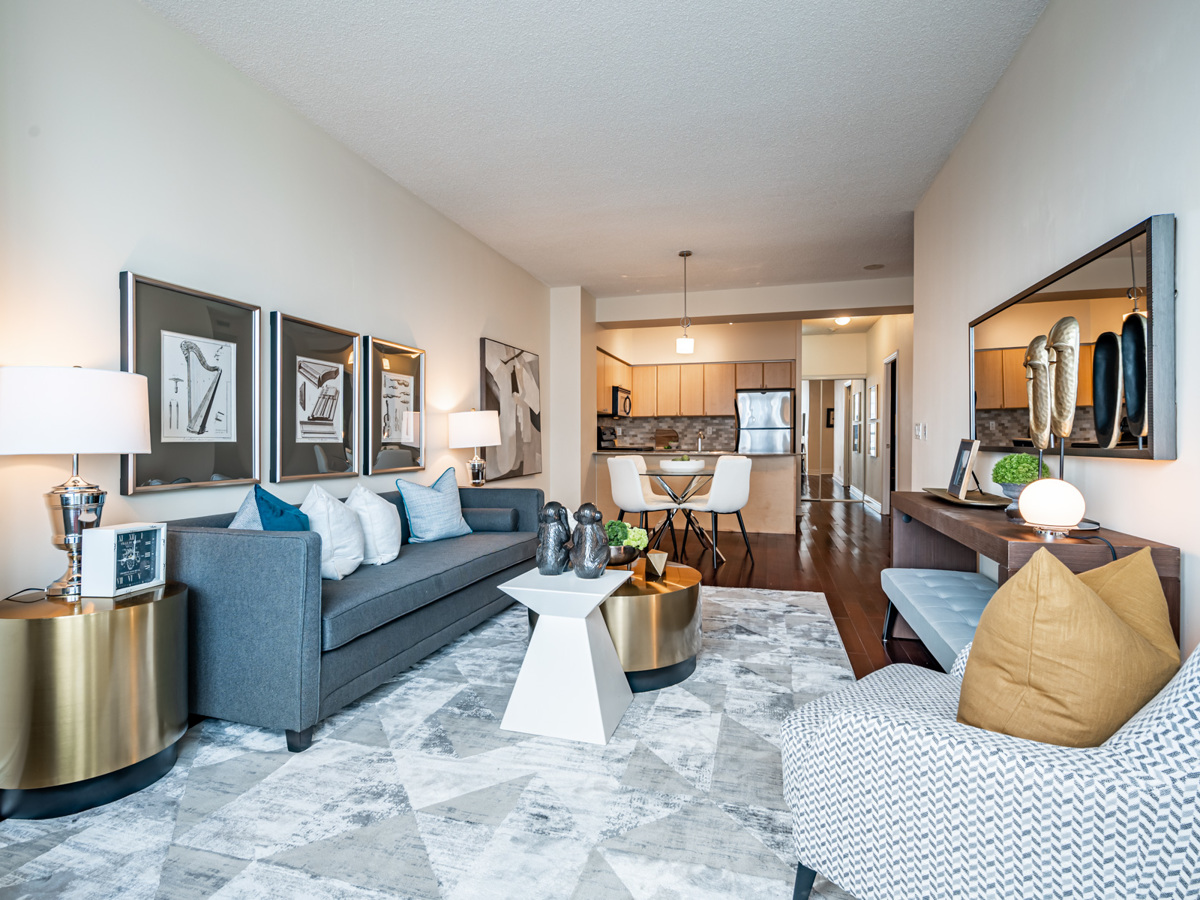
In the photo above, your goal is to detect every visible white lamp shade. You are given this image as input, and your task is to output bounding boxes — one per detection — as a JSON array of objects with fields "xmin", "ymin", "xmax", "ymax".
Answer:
[
  {"xmin": 1017, "ymin": 478, "xmax": 1086, "ymax": 530},
  {"xmin": 0, "ymin": 366, "xmax": 151, "ymax": 455},
  {"xmin": 448, "ymin": 409, "xmax": 501, "ymax": 449},
  {"xmin": 676, "ymin": 336, "xmax": 695, "ymax": 354}
]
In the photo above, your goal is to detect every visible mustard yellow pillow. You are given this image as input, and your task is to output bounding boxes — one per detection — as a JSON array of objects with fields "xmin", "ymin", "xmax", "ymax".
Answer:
[{"xmin": 958, "ymin": 548, "xmax": 1179, "ymax": 747}]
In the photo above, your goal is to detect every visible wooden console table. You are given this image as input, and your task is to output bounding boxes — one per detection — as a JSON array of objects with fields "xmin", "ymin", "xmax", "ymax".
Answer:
[{"xmin": 890, "ymin": 492, "xmax": 1181, "ymax": 643}]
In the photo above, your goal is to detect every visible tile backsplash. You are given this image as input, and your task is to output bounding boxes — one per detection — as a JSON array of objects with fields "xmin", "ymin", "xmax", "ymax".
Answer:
[
  {"xmin": 599, "ymin": 416, "xmax": 736, "ymax": 451},
  {"xmin": 974, "ymin": 406, "xmax": 1098, "ymax": 447}
]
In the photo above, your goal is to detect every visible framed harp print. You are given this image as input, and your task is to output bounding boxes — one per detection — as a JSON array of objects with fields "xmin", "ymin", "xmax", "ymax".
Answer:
[
  {"xmin": 120, "ymin": 272, "xmax": 260, "ymax": 494},
  {"xmin": 271, "ymin": 312, "xmax": 358, "ymax": 481},
  {"xmin": 362, "ymin": 336, "xmax": 425, "ymax": 474}
]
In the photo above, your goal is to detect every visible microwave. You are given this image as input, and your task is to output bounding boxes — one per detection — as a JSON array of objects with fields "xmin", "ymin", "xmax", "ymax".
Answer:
[{"xmin": 611, "ymin": 386, "xmax": 632, "ymax": 417}]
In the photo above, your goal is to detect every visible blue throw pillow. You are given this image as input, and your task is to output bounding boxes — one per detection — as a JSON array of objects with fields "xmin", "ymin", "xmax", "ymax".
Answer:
[
  {"xmin": 394, "ymin": 467, "xmax": 472, "ymax": 543},
  {"xmin": 254, "ymin": 485, "xmax": 310, "ymax": 531}
]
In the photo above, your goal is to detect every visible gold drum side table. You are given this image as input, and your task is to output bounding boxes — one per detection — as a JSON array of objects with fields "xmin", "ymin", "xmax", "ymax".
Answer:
[
  {"xmin": 528, "ymin": 560, "xmax": 702, "ymax": 692},
  {"xmin": 0, "ymin": 582, "xmax": 188, "ymax": 819}
]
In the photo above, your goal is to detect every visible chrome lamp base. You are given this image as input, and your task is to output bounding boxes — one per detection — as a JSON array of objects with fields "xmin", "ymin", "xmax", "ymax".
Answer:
[
  {"xmin": 468, "ymin": 450, "xmax": 487, "ymax": 487},
  {"xmin": 45, "ymin": 455, "xmax": 106, "ymax": 600}
]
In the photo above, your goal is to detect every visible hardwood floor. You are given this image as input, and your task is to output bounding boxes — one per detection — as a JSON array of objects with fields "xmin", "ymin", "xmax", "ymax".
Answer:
[{"xmin": 668, "ymin": 500, "xmax": 939, "ymax": 679}]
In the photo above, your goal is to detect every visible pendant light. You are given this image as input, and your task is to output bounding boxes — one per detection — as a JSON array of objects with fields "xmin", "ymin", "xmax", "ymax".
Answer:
[
  {"xmin": 1123, "ymin": 240, "xmax": 1146, "ymax": 321},
  {"xmin": 676, "ymin": 250, "xmax": 694, "ymax": 354}
]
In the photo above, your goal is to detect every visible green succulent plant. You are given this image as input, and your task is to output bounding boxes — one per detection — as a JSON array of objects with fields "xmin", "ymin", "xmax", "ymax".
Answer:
[
  {"xmin": 991, "ymin": 453, "xmax": 1051, "ymax": 485},
  {"xmin": 605, "ymin": 520, "xmax": 630, "ymax": 546}
]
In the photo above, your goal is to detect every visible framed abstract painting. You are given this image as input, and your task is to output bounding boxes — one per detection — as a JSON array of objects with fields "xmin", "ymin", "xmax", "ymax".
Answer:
[
  {"xmin": 271, "ymin": 312, "xmax": 358, "ymax": 482},
  {"xmin": 361, "ymin": 336, "xmax": 425, "ymax": 475},
  {"xmin": 480, "ymin": 337, "xmax": 542, "ymax": 481},
  {"xmin": 120, "ymin": 272, "xmax": 260, "ymax": 494}
]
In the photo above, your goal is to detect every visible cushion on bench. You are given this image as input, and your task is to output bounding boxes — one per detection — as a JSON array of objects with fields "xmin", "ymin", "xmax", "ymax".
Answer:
[
  {"xmin": 881, "ymin": 568, "xmax": 997, "ymax": 672},
  {"xmin": 320, "ymin": 532, "xmax": 536, "ymax": 650}
]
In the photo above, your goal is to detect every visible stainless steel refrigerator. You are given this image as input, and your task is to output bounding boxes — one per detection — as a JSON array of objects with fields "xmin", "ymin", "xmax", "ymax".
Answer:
[{"xmin": 735, "ymin": 389, "xmax": 795, "ymax": 454}]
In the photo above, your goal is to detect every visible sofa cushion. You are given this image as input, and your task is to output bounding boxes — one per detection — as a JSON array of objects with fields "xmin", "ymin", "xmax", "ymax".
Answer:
[
  {"xmin": 345, "ymin": 484, "xmax": 402, "ymax": 565},
  {"xmin": 394, "ymin": 467, "xmax": 472, "ymax": 543},
  {"xmin": 320, "ymin": 532, "xmax": 536, "ymax": 650},
  {"xmin": 462, "ymin": 507, "xmax": 520, "ymax": 533},
  {"xmin": 301, "ymin": 485, "xmax": 365, "ymax": 580}
]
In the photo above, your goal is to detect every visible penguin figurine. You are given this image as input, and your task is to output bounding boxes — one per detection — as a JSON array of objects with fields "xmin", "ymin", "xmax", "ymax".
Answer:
[
  {"xmin": 536, "ymin": 501, "xmax": 572, "ymax": 576},
  {"xmin": 570, "ymin": 502, "xmax": 609, "ymax": 579}
]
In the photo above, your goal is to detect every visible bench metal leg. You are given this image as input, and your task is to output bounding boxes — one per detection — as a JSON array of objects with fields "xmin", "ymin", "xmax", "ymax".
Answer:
[
  {"xmin": 793, "ymin": 863, "xmax": 817, "ymax": 900},
  {"xmin": 881, "ymin": 600, "xmax": 898, "ymax": 644}
]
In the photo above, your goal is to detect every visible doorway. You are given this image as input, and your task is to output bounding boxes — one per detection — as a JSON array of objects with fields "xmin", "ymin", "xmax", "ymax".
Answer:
[{"xmin": 801, "ymin": 378, "xmax": 864, "ymax": 502}]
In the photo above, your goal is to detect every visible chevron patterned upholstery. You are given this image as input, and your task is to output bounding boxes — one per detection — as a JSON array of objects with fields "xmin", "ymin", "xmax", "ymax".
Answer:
[{"xmin": 781, "ymin": 643, "xmax": 1200, "ymax": 899}]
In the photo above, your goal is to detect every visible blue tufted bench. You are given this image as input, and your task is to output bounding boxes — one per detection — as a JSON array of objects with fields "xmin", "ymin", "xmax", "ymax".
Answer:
[{"xmin": 880, "ymin": 568, "xmax": 998, "ymax": 672}]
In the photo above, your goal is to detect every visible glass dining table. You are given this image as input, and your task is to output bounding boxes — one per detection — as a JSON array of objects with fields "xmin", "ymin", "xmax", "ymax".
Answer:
[{"xmin": 639, "ymin": 469, "xmax": 725, "ymax": 564}]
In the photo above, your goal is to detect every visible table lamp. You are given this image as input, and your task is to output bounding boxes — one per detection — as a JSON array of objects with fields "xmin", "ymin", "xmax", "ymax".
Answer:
[
  {"xmin": 0, "ymin": 366, "xmax": 151, "ymax": 599},
  {"xmin": 1017, "ymin": 477, "xmax": 1086, "ymax": 538},
  {"xmin": 448, "ymin": 409, "xmax": 501, "ymax": 486}
]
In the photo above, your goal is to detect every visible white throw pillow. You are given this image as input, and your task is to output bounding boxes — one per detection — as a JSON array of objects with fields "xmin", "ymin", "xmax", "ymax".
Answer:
[
  {"xmin": 300, "ymin": 485, "xmax": 365, "ymax": 580},
  {"xmin": 344, "ymin": 484, "xmax": 402, "ymax": 565}
]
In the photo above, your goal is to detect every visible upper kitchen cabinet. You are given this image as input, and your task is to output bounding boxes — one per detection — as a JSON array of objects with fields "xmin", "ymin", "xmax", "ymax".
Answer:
[
  {"xmin": 596, "ymin": 351, "xmax": 610, "ymax": 413},
  {"xmin": 679, "ymin": 365, "xmax": 705, "ymax": 416},
  {"xmin": 763, "ymin": 361, "xmax": 795, "ymax": 389},
  {"xmin": 631, "ymin": 366, "xmax": 657, "ymax": 416},
  {"xmin": 974, "ymin": 349, "xmax": 1004, "ymax": 409},
  {"xmin": 703, "ymin": 364, "xmax": 736, "ymax": 415},
  {"xmin": 735, "ymin": 362, "xmax": 763, "ymax": 389},
  {"xmin": 656, "ymin": 364, "xmax": 681, "ymax": 416}
]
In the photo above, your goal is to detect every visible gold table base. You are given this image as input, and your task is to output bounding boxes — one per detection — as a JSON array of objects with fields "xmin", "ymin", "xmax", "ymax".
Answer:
[{"xmin": 0, "ymin": 583, "xmax": 188, "ymax": 816}]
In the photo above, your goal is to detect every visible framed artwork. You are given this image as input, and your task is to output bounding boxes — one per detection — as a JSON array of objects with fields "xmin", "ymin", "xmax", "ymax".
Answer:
[
  {"xmin": 362, "ymin": 336, "xmax": 425, "ymax": 474},
  {"xmin": 480, "ymin": 337, "xmax": 542, "ymax": 481},
  {"xmin": 868, "ymin": 385, "xmax": 878, "ymax": 420},
  {"xmin": 869, "ymin": 421, "xmax": 879, "ymax": 457},
  {"xmin": 825, "ymin": 407, "xmax": 835, "ymax": 428},
  {"xmin": 852, "ymin": 423, "xmax": 861, "ymax": 453},
  {"xmin": 271, "ymin": 312, "xmax": 358, "ymax": 482},
  {"xmin": 852, "ymin": 390, "xmax": 863, "ymax": 423},
  {"xmin": 120, "ymin": 272, "xmax": 260, "ymax": 494},
  {"xmin": 948, "ymin": 438, "xmax": 981, "ymax": 499}
]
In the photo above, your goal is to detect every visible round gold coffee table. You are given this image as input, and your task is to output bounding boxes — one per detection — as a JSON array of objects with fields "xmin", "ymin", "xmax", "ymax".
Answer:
[
  {"xmin": 0, "ymin": 582, "xmax": 188, "ymax": 819},
  {"xmin": 528, "ymin": 559, "xmax": 702, "ymax": 692}
]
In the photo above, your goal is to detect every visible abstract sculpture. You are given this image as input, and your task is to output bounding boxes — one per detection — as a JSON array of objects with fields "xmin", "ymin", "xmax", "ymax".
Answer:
[
  {"xmin": 569, "ymin": 502, "xmax": 609, "ymax": 579},
  {"xmin": 1093, "ymin": 331, "xmax": 1124, "ymax": 449},
  {"xmin": 1024, "ymin": 334, "xmax": 1052, "ymax": 450},
  {"xmin": 1024, "ymin": 316, "xmax": 1081, "ymax": 472},
  {"xmin": 536, "ymin": 501, "xmax": 572, "ymax": 576}
]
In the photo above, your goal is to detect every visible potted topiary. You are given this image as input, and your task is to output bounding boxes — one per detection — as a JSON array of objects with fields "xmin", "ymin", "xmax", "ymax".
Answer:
[
  {"xmin": 991, "ymin": 453, "xmax": 1051, "ymax": 518},
  {"xmin": 604, "ymin": 519, "xmax": 649, "ymax": 567}
]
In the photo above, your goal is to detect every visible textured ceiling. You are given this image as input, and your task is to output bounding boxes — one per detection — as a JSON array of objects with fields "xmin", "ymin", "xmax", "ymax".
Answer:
[{"xmin": 141, "ymin": 0, "xmax": 1047, "ymax": 297}]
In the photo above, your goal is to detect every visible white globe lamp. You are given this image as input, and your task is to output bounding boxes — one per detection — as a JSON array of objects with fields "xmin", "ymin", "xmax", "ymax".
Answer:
[{"xmin": 1017, "ymin": 478, "xmax": 1086, "ymax": 537}]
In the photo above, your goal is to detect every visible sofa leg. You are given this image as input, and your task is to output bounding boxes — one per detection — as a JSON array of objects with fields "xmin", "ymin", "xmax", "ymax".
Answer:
[
  {"xmin": 286, "ymin": 727, "xmax": 313, "ymax": 752},
  {"xmin": 881, "ymin": 600, "xmax": 898, "ymax": 644},
  {"xmin": 793, "ymin": 863, "xmax": 817, "ymax": 900}
]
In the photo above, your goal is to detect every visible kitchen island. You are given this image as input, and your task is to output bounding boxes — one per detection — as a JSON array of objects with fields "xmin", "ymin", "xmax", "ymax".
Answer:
[{"xmin": 593, "ymin": 451, "xmax": 797, "ymax": 535}]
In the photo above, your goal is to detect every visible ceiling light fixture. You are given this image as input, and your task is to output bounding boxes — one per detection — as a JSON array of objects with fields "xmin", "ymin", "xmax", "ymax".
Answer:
[
  {"xmin": 1123, "ymin": 241, "xmax": 1145, "ymax": 321},
  {"xmin": 834, "ymin": 316, "xmax": 852, "ymax": 326},
  {"xmin": 676, "ymin": 250, "xmax": 694, "ymax": 354}
]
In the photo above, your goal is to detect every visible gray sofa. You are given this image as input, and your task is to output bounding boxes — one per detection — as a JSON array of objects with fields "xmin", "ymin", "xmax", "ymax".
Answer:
[{"xmin": 166, "ymin": 486, "xmax": 542, "ymax": 751}]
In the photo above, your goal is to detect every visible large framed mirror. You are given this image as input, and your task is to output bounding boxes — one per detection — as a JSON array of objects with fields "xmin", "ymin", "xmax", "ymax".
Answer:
[{"xmin": 970, "ymin": 215, "xmax": 1175, "ymax": 460}]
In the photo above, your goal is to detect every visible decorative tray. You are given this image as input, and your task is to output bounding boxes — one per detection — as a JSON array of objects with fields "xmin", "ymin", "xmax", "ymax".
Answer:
[{"xmin": 922, "ymin": 487, "xmax": 1011, "ymax": 508}]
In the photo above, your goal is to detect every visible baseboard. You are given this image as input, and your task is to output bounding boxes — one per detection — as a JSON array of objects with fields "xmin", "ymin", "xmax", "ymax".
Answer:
[
  {"xmin": 848, "ymin": 484, "xmax": 863, "ymax": 500},
  {"xmin": 862, "ymin": 494, "xmax": 883, "ymax": 515}
]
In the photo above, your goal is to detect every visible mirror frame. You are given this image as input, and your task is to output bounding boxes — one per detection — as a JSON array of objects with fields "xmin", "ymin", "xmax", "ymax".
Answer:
[{"xmin": 969, "ymin": 214, "xmax": 1176, "ymax": 460}]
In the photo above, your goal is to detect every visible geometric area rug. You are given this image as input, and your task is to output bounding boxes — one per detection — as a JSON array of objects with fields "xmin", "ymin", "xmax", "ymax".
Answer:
[{"xmin": 0, "ymin": 587, "xmax": 859, "ymax": 900}]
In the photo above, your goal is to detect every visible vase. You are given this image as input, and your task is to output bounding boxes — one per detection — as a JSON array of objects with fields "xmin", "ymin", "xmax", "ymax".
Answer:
[
  {"xmin": 999, "ymin": 482, "xmax": 1024, "ymax": 520},
  {"xmin": 608, "ymin": 545, "xmax": 639, "ymax": 568}
]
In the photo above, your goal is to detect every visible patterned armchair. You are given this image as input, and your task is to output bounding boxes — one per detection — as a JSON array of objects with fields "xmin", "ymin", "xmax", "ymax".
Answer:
[{"xmin": 781, "ymin": 643, "xmax": 1200, "ymax": 900}]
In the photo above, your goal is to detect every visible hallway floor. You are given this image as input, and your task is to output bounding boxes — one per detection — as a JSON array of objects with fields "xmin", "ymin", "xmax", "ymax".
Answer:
[{"xmin": 669, "ymin": 499, "xmax": 938, "ymax": 678}]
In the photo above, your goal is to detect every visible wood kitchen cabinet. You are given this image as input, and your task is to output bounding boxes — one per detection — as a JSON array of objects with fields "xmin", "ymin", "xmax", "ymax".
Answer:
[
  {"xmin": 679, "ymin": 364, "xmax": 705, "ymax": 415},
  {"xmin": 1001, "ymin": 347, "xmax": 1028, "ymax": 409},
  {"xmin": 703, "ymin": 364, "xmax": 736, "ymax": 415},
  {"xmin": 974, "ymin": 349, "xmax": 1004, "ymax": 409},
  {"xmin": 597, "ymin": 351, "xmax": 610, "ymax": 413},
  {"xmin": 735, "ymin": 363, "xmax": 763, "ymax": 390},
  {"xmin": 656, "ymin": 364, "xmax": 681, "ymax": 416},
  {"xmin": 1076, "ymin": 344, "xmax": 1094, "ymax": 407},
  {"xmin": 631, "ymin": 366, "xmax": 657, "ymax": 416},
  {"xmin": 763, "ymin": 361, "xmax": 794, "ymax": 389}
]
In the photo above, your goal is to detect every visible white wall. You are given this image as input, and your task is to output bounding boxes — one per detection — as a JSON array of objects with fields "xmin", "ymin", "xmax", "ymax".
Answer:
[
  {"xmin": 0, "ymin": 0, "xmax": 550, "ymax": 596},
  {"xmin": 597, "ymin": 320, "xmax": 799, "ymax": 365},
  {"xmin": 548, "ymin": 286, "xmax": 597, "ymax": 510},
  {"xmin": 864, "ymin": 314, "xmax": 914, "ymax": 506},
  {"xmin": 801, "ymin": 333, "xmax": 867, "ymax": 379},
  {"xmin": 597, "ymin": 276, "xmax": 913, "ymax": 326},
  {"xmin": 913, "ymin": 0, "xmax": 1200, "ymax": 653}
]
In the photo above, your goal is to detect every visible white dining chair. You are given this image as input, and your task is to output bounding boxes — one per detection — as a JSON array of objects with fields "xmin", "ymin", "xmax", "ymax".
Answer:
[
  {"xmin": 624, "ymin": 454, "xmax": 670, "ymax": 507},
  {"xmin": 680, "ymin": 455, "xmax": 753, "ymax": 563},
  {"xmin": 607, "ymin": 456, "xmax": 678, "ymax": 552}
]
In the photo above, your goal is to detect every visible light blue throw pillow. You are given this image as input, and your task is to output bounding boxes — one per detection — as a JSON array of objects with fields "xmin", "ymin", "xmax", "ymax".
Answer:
[{"xmin": 394, "ymin": 467, "xmax": 472, "ymax": 543}]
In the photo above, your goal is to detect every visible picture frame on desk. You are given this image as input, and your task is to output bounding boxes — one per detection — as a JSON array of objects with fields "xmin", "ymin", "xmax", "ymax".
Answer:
[
  {"xmin": 948, "ymin": 438, "xmax": 981, "ymax": 500},
  {"xmin": 271, "ymin": 312, "xmax": 358, "ymax": 482},
  {"xmin": 120, "ymin": 272, "xmax": 260, "ymax": 494},
  {"xmin": 361, "ymin": 336, "xmax": 425, "ymax": 475}
]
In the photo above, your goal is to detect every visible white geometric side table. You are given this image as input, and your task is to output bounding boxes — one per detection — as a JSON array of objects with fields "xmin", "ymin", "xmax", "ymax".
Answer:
[{"xmin": 498, "ymin": 567, "xmax": 633, "ymax": 744}]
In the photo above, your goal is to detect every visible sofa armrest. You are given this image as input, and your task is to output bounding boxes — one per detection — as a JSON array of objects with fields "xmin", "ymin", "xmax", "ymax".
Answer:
[
  {"xmin": 167, "ymin": 525, "xmax": 323, "ymax": 733},
  {"xmin": 458, "ymin": 486, "xmax": 543, "ymax": 532}
]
